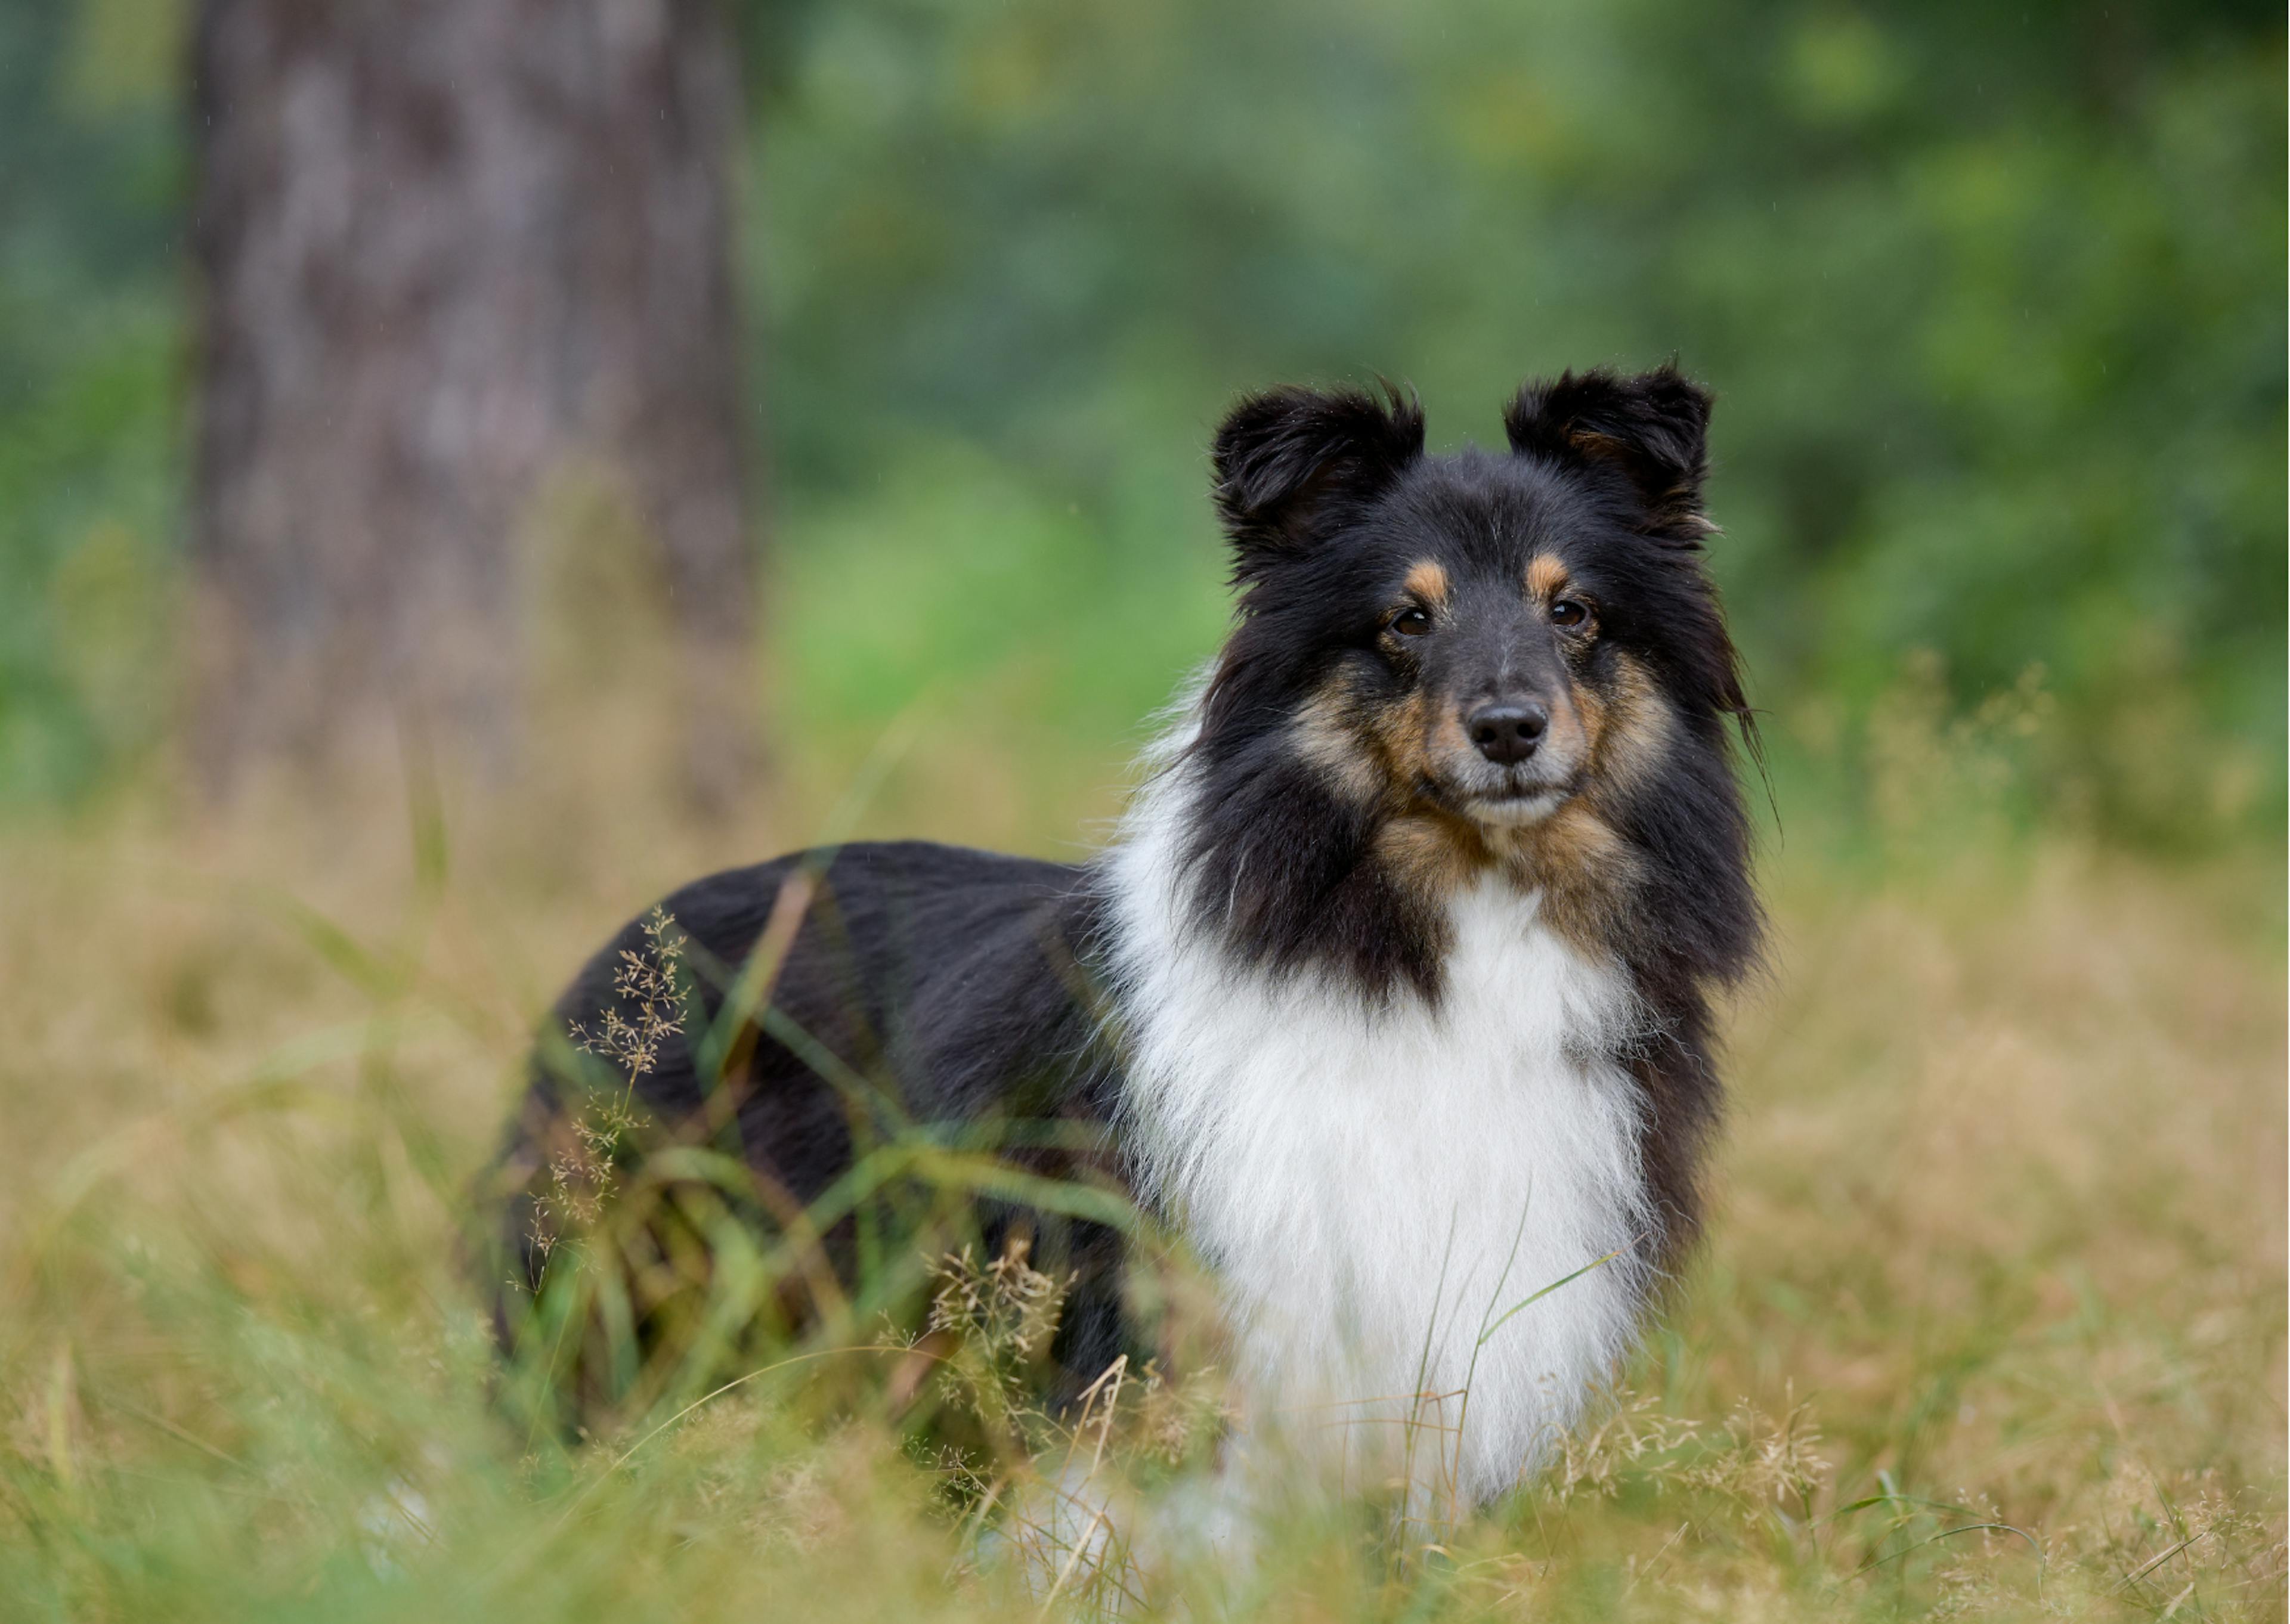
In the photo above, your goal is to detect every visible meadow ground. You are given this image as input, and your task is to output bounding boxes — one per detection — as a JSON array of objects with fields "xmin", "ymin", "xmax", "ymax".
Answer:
[{"xmin": 0, "ymin": 732, "xmax": 2281, "ymax": 1622}]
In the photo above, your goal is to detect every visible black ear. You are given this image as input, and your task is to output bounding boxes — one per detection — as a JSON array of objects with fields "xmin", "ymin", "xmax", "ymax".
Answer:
[
  {"xmin": 1211, "ymin": 383, "xmax": 1425, "ymax": 571},
  {"xmin": 1503, "ymin": 363, "xmax": 1716, "ymax": 543}
]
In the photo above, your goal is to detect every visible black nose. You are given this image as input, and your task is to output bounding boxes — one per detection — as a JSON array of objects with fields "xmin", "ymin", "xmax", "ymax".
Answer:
[{"xmin": 1467, "ymin": 701, "xmax": 1549, "ymax": 765}]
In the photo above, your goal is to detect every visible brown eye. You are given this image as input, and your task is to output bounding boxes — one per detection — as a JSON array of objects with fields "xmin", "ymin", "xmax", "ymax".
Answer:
[
  {"xmin": 1549, "ymin": 599, "xmax": 1590, "ymax": 630},
  {"xmin": 1391, "ymin": 607, "xmax": 1434, "ymax": 637}
]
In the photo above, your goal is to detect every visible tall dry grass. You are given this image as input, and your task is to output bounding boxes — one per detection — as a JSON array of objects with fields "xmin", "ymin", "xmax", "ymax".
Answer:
[{"xmin": 0, "ymin": 718, "xmax": 2280, "ymax": 1619}]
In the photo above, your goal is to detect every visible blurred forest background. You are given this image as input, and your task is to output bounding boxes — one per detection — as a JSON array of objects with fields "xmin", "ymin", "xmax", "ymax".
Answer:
[
  {"xmin": 1, "ymin": 2, "xmax": 2284, "ymax": 1620},
  {"xmin": 4, "ymin": 0, "xmax": 2283, "ymax": 845}
]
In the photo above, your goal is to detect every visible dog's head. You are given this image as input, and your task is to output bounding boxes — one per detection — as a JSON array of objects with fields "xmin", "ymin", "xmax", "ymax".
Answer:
[{"xmin": 1203, "ymin": 367, "xmax": 1749, "ymax": 842}]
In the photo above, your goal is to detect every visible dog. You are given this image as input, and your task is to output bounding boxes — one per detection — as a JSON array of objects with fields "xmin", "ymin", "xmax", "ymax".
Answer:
[{"xmin": 486, "ymin": 364, "xmax": 1760, "ymax": 1508}]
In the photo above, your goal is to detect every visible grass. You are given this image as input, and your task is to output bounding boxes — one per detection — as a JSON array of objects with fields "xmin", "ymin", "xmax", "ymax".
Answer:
[{"xmin": 0, "ymin": 715, "xmax": 2280, "ymax": 1621}]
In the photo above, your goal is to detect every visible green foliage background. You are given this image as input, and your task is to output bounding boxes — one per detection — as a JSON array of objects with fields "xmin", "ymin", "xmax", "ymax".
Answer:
[{"xmin": 3, "ymin": 0, "xmax": 2282, "ymax": 840}]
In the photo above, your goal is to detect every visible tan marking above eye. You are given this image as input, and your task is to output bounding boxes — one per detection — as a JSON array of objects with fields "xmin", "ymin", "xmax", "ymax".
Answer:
[
  {"xmin": 1524, "ymin": 553, "xmax": 1570, "ymax": 603},
  {"xmin": 1402, "ymin": 560, "xmax": 1450, "ymax": 606}
]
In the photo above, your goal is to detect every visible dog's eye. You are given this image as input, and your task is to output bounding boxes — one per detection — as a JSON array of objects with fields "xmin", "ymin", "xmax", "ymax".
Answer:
[
  {"xmin": 1390, "ymin": 607, "xmax": 1434, "ymax": 637},
  {"xmin": 1549, "ymin": 599, "xmax": 1590, "ymax": 630}
]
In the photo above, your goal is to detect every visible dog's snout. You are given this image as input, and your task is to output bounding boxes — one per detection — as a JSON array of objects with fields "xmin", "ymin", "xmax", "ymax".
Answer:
[{"xmin": 1467, "ymin": 700, "xmax": 1549, "ymax": 765}]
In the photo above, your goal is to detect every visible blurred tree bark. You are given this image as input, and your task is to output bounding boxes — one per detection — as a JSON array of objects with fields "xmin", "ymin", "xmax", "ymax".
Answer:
[{"xmin": 188, "ymin": 0, "xmax": 756, "ymax": 807}]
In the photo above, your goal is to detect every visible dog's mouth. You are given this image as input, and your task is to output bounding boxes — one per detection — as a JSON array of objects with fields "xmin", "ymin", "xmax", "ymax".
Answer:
[
  {"xmin": 1420, "ymin": 769, "xmax": 1585, "ymax": 828},
  {"xmin": 1460, "ymin": 781, "xmax": 1578, "ymax": 827}
]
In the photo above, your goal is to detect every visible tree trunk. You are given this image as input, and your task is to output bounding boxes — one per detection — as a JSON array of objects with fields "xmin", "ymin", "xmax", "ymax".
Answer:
[{"xmin": 189, "ymin": 0, "xmax": 755, "ymax": 803}]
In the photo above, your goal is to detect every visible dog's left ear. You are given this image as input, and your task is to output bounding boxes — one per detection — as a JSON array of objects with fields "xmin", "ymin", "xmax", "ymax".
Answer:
[
  {"xmin": 1503, "ymin": 363, "xmax": 1716, "ymax": 543},
  {"xmin": 1212, "ymin": 382, "xmax": 1425, "ymax": 572}
]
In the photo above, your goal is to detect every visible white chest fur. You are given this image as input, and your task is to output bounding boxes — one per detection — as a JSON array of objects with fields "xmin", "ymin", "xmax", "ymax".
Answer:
[{"xmin": 1102, "ymin": 765, "xmax": 1653, "ymax": 1506}]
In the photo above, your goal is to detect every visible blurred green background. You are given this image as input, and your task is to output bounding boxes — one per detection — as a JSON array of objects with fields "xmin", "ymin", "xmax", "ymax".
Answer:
[{"xmin": 4, "ymin": 0, "xmax": 2282, "ymax": 843}]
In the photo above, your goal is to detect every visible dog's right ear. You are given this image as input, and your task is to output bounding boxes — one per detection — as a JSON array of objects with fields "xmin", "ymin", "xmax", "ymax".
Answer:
[{"xmin": 1212, "ymin": 383, "xmax": 1424, "ymax": 572}]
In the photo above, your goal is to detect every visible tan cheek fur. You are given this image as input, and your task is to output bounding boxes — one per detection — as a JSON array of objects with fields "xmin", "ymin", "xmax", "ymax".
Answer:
[
  {"xmin": 1517, "ymin": 652, "xmax": 1674, "ymax": 952},
  {"xmin": 1536, "ymin": 684, "xmax": 1592, "ymax": 767},
  {"xmin": 1374, "ymin": 688, "xmax": 1478, "ymax": 796},
  {"xmin": 1580, "ymin": 652, "xmax": 1672, "ymax": 795},
  {"xmin": 1298, "ymin": 669, "xmax": 1477, "ymax": 814},
  {"xmin": 1293, "ymin": 681, "xmax": 1385, "ymax": 805}
]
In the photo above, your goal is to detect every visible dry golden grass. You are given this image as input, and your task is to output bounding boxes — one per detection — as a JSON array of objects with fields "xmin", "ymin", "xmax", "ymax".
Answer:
[{"xmin": 0, "ymin": 739, "xmax": 2279, "ymax": 1620}]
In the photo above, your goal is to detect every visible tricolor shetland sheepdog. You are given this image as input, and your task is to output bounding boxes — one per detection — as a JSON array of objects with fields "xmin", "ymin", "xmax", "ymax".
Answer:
[{"xmin": 488, "ymin": 364, "xmax": 1760, "ymax": 1507}]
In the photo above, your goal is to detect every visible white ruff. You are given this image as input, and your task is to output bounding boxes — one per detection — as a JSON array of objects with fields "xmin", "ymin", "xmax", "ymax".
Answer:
[{"xmin": 1101, "ymin": 735, "xmax": 1653, "ymax": 1507}]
